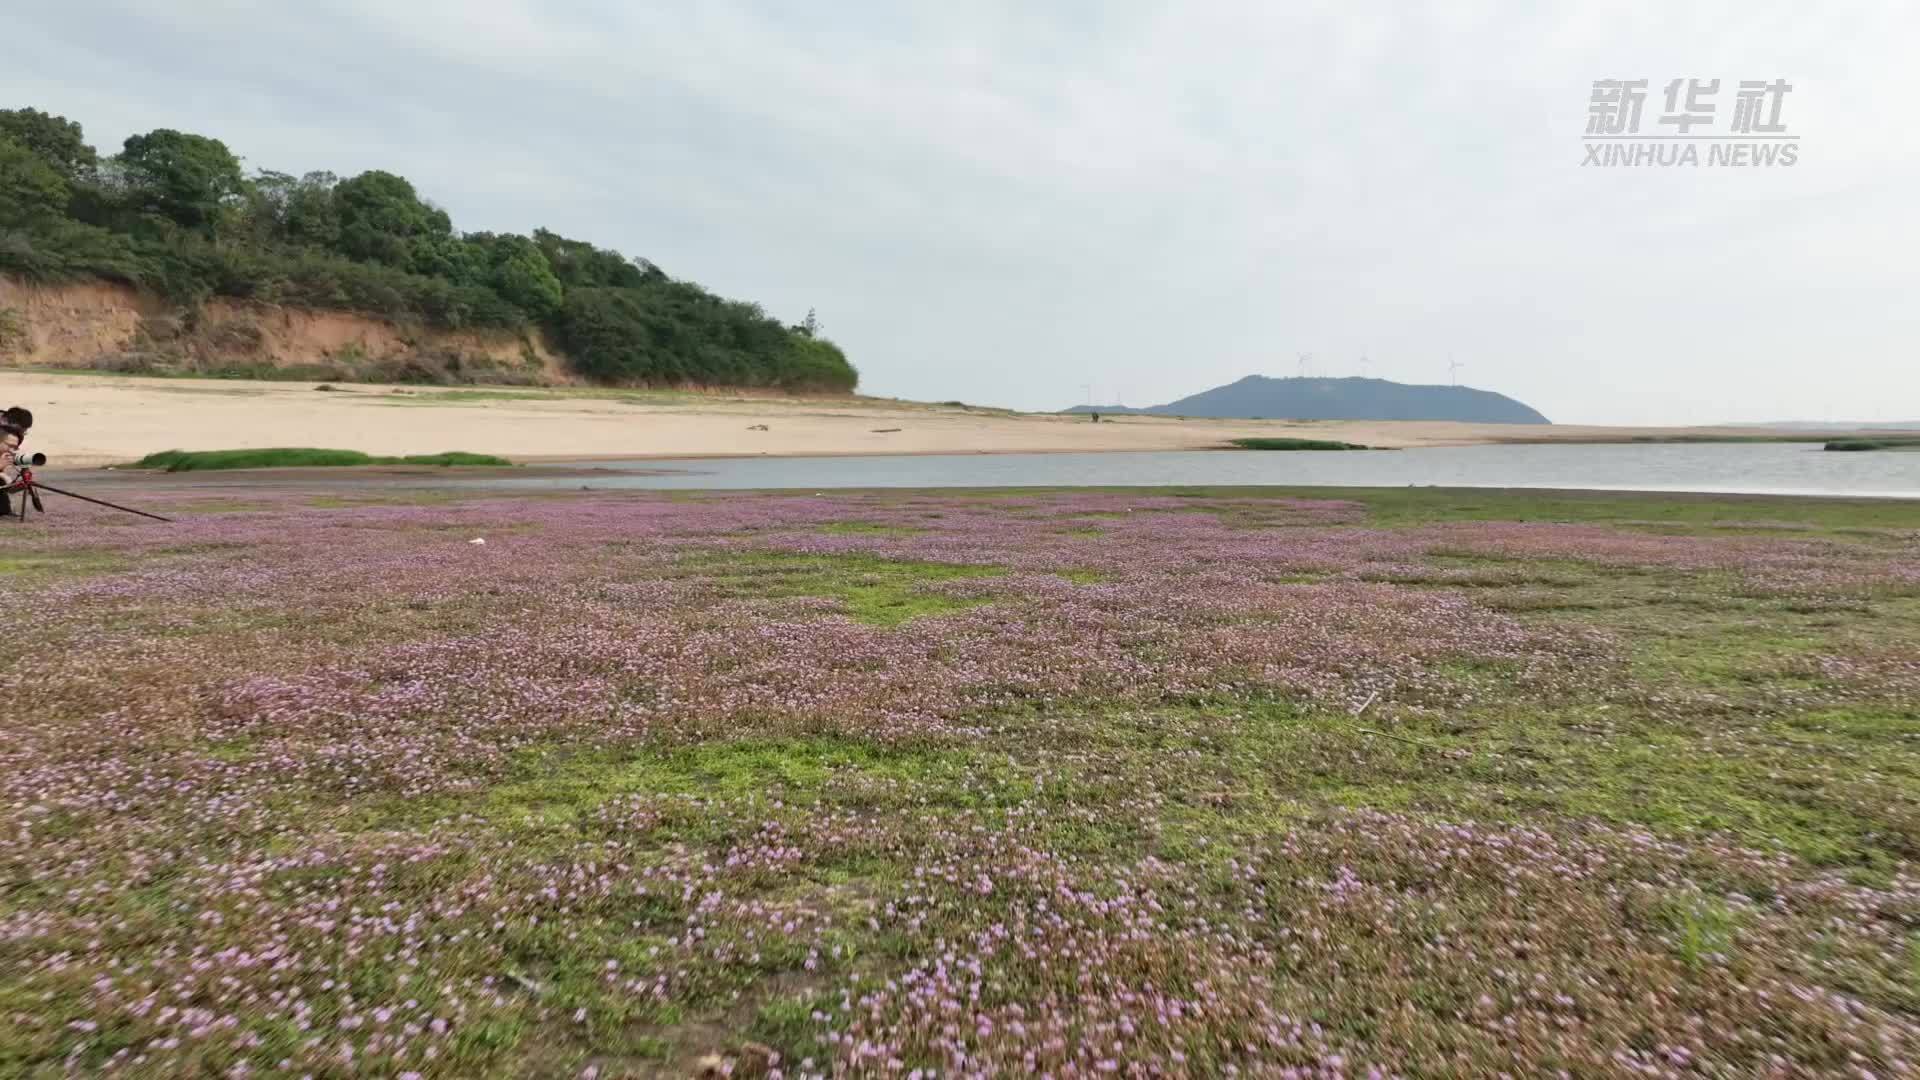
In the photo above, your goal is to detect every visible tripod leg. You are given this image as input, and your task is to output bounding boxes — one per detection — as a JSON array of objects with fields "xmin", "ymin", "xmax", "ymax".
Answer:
[{"xmin": 28, "ymin": 482, "xmax": 173, "ymax": 522}]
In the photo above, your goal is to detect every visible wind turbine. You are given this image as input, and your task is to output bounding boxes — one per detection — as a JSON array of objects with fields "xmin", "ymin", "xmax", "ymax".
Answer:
[
  {"xmin": 1297, "ymin": 353, "xmax": 1314, "ymax": 379},
  {"xmin": 1447, "ymin": 356, "xmax": 1465, "ymax": 386},
  {"xmin": 1360, "ymin": 354, "xmax": 1372, "ymax": 378}
]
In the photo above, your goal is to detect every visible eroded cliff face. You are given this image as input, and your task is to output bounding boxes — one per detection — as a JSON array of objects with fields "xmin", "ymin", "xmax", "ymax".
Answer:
[{"xmin": 0, "ymin": 277, "xmax": 572, "ymax": 385}]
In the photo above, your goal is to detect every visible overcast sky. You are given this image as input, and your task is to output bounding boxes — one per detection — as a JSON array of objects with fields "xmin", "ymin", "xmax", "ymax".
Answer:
[{"xmin": 7, "ymin": 2, "xmax": 1916, "ymax": 424}]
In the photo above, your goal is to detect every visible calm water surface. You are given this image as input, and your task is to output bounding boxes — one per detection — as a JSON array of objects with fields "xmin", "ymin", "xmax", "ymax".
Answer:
[{"xmin": 493, "ymin": 443, "xmax": 1920, "ymax": 498}]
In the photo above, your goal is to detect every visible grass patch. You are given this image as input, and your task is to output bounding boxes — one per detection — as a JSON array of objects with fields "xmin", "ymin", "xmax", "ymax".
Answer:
[
  {"xmin": 168, "ymin": 498, "xmax": 279, "ymax": 514},
  {"xmin": 749, "ymin": 993, "xmax": 833, "ymax": 1065},
  {"xmin": 923, "ymin": 486, "xmax": 1920, "ymax": 532},
  {"xmin": 816, "ymin": 521, "xmax": 929, "ymax": 537},
  {"xmin": 130, "ymin": 448, "xmax": 512, "ymax": 472},
  {"xmin": 1323, "ymin": 487, "xmax": 1920, "ymax": 532},
  {"xmin": 680, "ymin": 550, "xmax": 1002, "ymax": 626},
  {"xmin": 0, "ymin": 551, "xmax": 126, "ymax": 579},
  {"xmin": 1827, "ymin": 438, "xmax": 1920, "ymax": 452},
  {"xmin": 373, "ymin": 736, "xmax": 990, "ymax": 835},
  {"xmin": 304, "ymin": 491, "xmax": 469, "ymax": 508},
  {"xmin": 1659, "ymin": 896, "xmax": 1744, "ymax": 967},
  {"xmin": 1047, "ymin": 692, "xmax": 1920, "ymax": 875},
  {"xmin": 1229, "ymin": 437, "xmax": 1370, "ymax": 451},
  {"xmin": 490, "ymin": 738, "xmax": 970, "ymax": 824}
]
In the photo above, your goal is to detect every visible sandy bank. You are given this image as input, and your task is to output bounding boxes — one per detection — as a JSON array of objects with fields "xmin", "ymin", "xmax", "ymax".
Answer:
[{"xmin": 1, "ymin": 372, "xmax": 1902, "ymax": 468}]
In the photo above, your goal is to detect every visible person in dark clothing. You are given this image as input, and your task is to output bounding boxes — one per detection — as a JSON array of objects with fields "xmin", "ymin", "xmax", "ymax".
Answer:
[
  {"xmin": 2, "ymin": 406, "xmax": 33, "ymax": 516},
  {"xmin": 1, "ymin": 406, "xmax": 30, "ymax": 464}
]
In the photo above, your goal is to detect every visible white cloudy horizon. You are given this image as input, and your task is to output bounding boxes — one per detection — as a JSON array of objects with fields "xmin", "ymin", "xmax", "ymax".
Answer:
[{"xmin": 5, "ymin": 1, "xmax": 1917, "ymax": 425}]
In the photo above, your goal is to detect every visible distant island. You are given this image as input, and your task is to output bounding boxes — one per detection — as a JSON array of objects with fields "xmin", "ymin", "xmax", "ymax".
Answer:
[{"xmin": 1070, "ymin": 375, "xmax": 1550, "ymax": 424}]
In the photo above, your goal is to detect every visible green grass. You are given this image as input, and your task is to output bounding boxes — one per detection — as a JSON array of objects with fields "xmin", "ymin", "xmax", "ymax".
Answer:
[
  {"xmin": 0, "ymin": 551, "xmax": 127, "ymax": 579},
  {"xmin": 992, "ymin": 484, "xmax": 1920, "ymax": 534},
  {"xmin": 1228, "ymin": 437, "xmax": 1370, "ymax": 451},
  {"xmin": 167, "ymin": 498, "xmax": 279, "ymax": 514},
  {"xmin": 1493, "ymin": 433, "xmax": 1826, "ymax": 445},
  {"xmin": 1827, "ymin": 438, "xmax": 1920, "ymax": 452},
  {"xmin": 385, "ymin": 737, "xmax": 979, "ymax": 832},
  {"xmin": 815, "ymin": 521, "xmax": 929, "ymax": 537},
  {"xmin": 1373, "ymin": 558, "xmax": 1920, "ymax": 871},
  {"xmin": 374, "ymin": 387, "xmax": 689, "ymax": 406},
  {"xmin": 129, "ymin": 448, "xmax": 513, "ymax": 471},
  {"xmin": 802, "ymin": 485, "xmax": 1920, "ymax": 532},
  {"xmin": 1660, "ymin": 896, "xmax": 1744, "ymax": 967},
  {"xmin": 1283, "ymin": 485, "xmax": 1920, "ymax": 531},
  {"xmin": 675, "ymin": 550, "xmax": 1003, "ymax": 626}
]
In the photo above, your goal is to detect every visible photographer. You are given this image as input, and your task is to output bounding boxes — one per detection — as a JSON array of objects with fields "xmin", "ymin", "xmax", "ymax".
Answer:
[
  {"xmin": 1, "ymin": 406, "xmax": 31, "ymax": 468},
  {"xmin": 2, "ymin": 407, "xmax": 32, "ymax": 515}
]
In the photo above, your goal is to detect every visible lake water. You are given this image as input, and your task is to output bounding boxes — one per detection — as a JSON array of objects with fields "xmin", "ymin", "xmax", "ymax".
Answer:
[{"xmin": 495, "ymin": 443, "xmax": 1920, "ymax": 498}]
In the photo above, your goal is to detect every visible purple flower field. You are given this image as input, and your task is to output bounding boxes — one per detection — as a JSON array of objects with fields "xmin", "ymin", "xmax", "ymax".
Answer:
[{"xmin": 2, "ymin": 484, "xmax": 1918, "ymax": 1077}]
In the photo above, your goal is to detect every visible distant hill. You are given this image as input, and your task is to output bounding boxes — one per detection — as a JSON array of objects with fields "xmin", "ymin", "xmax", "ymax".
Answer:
[{"xmin": 1070, "ymin": 376, "xmax": 1550, "ymax": 424}]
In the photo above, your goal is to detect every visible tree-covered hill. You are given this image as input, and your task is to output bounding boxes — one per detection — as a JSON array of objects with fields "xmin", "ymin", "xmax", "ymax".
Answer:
[{"xmin": 0, "ymin": 107, "xmax": 856, "ymax": 391}]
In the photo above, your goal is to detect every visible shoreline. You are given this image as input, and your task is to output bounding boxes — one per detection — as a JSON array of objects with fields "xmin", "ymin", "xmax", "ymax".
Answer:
[
  {"xmin": 59, "ymin": 462, "xmax": 1920, "ymax": 502},
  {"xmin": 6, "ymin": 370, "xmax": 1911, "ymax": 468},
  {"xmin": 60, "ymin": 455, "xmax": 1920, "ymax": 504}
]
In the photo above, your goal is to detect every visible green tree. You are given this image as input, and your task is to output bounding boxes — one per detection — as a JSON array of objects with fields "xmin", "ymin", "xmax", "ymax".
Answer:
[
  {"xmin": 117, "ymin": 129, "xmax": 244, "ymax": 233},
  {"xmin": 410, "ymin": 234, "xmax": 486, "ymax": 287},
  {"xmin": 554, "ymin": 287, "xmax": 676, "ymax": 382},
  {"xmin": 280, "ymin": 171, "xmax": 341, "ymax": 250},
  {"xmin": 0, "ymin": 137, "xmax": 70, "ymax": 226},
  {"xmin": 468, "ymin": 232, "xmax": 563, "ymax": 319},
  {"xmin": 783, "ymin": 334, "xmax": 858, "ymax": 391},
  {"xmin": 333, "ymin": 170, "xmax": 451, "ymax": 268},
  {"xmin": 0, "ymin": 107, "xmax": 97, "ymax": 181},
  {"xmin": 235, "ymin": 170, "xmax": 342, "ymax": 250},
  {"xmin": 228, "ymin": 170, "xmax": 294, "ymax": 248},
  {"xmin": 532, "ymin": 228, "xmax": 653, "ymax": 289}
]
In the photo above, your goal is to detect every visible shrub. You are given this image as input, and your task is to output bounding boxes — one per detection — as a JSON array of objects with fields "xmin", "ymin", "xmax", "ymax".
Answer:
[
  {"xmin": 556, "ymin": 285, "xmax": 856, "ymax": 391},
  {"xmin": 0, "ymin": 306, "xmax": 24, "ymax": 352},
  {"xmin": 131, "ymin": 447, "xmax": 511, "ymax": 471},
  {"xmin": 0, "ymin": 137, "xmax": 69, "ymax": 227},
  {"xmin": 1825, "ymin": 439, "xmax": 1920, "ymax": 452},
  {"xmin": 0, "ymin": 219, "xmax": 143, "ymax": 285}
]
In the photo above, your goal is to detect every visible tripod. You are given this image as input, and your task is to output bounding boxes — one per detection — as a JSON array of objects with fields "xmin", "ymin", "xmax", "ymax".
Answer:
[{"xmin": 4, "ymin": 457, "xmax": 173, "ymax": 523}]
